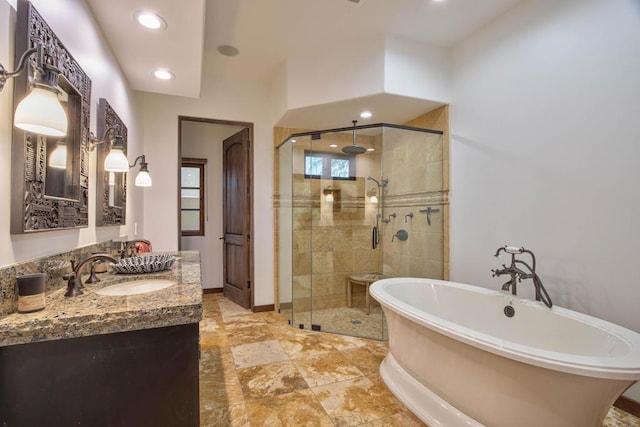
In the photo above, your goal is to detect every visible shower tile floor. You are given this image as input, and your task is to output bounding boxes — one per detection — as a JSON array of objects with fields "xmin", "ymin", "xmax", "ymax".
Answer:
[
  {"xmin": 279, "ymin": 305, "xmax": 388, "ymax": 340},
  {"xmin": 199, "ymin": 293, "xmax": 640, "ymax": 426}
]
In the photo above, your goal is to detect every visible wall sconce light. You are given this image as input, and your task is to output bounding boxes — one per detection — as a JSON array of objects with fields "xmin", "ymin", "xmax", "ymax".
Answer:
[
  {"xmin": 130, "ymin": 155, "xmax": 152, "ymax": 187},
  {"xmin": 367, "ymin": 187, "xmax": 379, "ymax": 203},
  {"xmin": 89, "ymin": 124, "xmax": 129, "ymax": 172},
  {"xmin": 48, "ymin": 140, "xmax": 67, "ymax": 169},
  {"xmin": 90, "ymin": 125, "xmax": 152, "ymax": 187},
  {"xmin": 1, "ymin": 43, "xmax": 68, "ymax": 137},
  {"xmin": 323, "ymin": 186, "xmax": 334, "ymax": 202}
]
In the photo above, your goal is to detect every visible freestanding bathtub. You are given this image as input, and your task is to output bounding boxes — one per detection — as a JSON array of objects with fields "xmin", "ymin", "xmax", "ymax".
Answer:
[{"xmin": 370, "ymin": 278, "xmax": 640, "ymax": 427}]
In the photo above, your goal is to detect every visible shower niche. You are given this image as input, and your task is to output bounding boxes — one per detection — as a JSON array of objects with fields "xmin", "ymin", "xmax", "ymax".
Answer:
[{"xmin": 276, "ymin": 122, "xmax": 447, "ymax": 340}]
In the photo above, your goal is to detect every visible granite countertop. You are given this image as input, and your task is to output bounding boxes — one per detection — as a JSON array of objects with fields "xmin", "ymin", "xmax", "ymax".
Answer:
[{"xmin": 0, "ymin": 251, "xmax": 202, "ymax": 347}]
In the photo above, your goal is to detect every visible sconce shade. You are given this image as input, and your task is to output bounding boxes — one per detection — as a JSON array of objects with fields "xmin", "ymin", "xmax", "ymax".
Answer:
[
  {"xmin": 325, "ymin": 193, "xmax": 334, "ymax": 202},
  {"xmin": 135, "ymin": 170, "xmax": 152, "ymax": 187},
  {"xmin": 14, "ymin": 87, "xmax": 67, "ymax": 137},
  {"xmin": 370, "ymin": 195, "xmax": 378, "ymax": 204},
  {"xmin": 48, "ymin": 141, "xmax": 67, "ymax": 169},
  {"xmin": 104, "ymin": 147, "xmax": 129, "ymax": 172}
]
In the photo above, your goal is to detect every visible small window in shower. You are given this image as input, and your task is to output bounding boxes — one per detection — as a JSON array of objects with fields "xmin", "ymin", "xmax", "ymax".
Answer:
[{"xmin": 304, "ymin": 151, "xmax": 355, "ymax": 180}]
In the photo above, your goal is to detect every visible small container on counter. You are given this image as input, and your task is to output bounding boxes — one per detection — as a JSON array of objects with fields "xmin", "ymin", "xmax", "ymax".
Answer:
[{"xmin": 16, "ymin": 273, "xmax": 46, "ymax": 313}]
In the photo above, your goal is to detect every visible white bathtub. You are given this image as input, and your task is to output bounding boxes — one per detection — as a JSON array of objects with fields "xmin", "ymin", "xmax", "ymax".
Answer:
[{"xmin": 370, "ymin": 278, "xmax": 640, "ymax": 427}]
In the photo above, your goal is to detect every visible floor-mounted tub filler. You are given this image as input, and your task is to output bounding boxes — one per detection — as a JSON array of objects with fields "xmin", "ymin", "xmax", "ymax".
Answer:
[{"xmin": 370, "ymin": 278, "xmax": 640, "ymax": 427}]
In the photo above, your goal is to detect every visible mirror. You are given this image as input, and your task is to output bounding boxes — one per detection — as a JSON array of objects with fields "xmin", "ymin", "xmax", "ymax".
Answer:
[
  {"xmin": 96, "ymin": 98, "xmax": 127, "ymax": 226},
  {"xmin": 43, "ymin": 78, "xmax": 81, "ymax": 200},
  {"xmin": 10, "ymin": 1, "xmax": 91, "ymax": 233}
]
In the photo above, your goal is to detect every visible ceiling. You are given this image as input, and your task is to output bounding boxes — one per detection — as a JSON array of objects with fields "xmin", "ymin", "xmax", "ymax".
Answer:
[{"xmin": 87, "ymin": 0, "xmax": 523, "ymax": 128}]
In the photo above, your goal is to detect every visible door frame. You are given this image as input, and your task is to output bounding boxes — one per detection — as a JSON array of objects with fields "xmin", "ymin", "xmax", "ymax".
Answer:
[{"xmin": 177, "ymin": 116, "xmax": 255, "ymax": 308}]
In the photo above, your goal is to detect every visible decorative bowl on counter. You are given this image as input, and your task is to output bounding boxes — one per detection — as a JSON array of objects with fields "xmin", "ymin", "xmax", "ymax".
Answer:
[{"xmin": 109, "ymin": 254, "xmax": 176, "ymax": 274}]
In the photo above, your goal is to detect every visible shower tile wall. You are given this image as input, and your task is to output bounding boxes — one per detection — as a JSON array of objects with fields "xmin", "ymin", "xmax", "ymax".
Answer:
[
  {"xmin": 290, "ymin": 132, "xmax": 382, "ymax": 314},
  {"xmin": 381, "ymin": 127, "xmax": 446, "ymax": 279}
]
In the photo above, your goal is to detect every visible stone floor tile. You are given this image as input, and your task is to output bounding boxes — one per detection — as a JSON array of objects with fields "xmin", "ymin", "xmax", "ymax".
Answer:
[
  {"xmin": 340, "ymin": 345, "xmax": 387, "ymax": 376},
  {"xmin": 294, "ymin": 352, "xmax": 364, "ymax": 388},
  {"xmin": 223, "ymin": 313, "xmax": 269, "ymax": 330},
  {"xmin": 245, "ymin": 389, "xmax": 334, "ymax": 427},
  {"xmin": 237, "ymin": 360, "xmax": 308, "ymax": 400},
  {"xmin": 218, "ymin": 298, "xmax": 252, "ymax": 317},
  {"xmin": 278, "ymin": 334, "xmax": 337, "ymax": 359},
  {"xmin": 602, "ymin": 407, "xmax": 640, "ymax": 427},
  {"xmin": 230, "ymin": 340, "xmax": 289, "ymax": 369},
  {"xmin": 200, "ymin": 402, "xmax": 250, "ymax": 427},
  {"xmin": 312, "ymin": 376, "xmax": 403, "ymax": 426},
  {"xmin": 199, "ymin": 316, "xmax": 224, "ymax": 332},
  {"xmin": 359, "ymin": 410, "xmax": 427, "ymax": 427},
  {"xmin": 317, "ymin": 332, "xmax": 371, "ymax": 352},
  {"xmin": 227, "ymin": 324, "xmax": 275, "ymax": 346},
  {"xmin": 200, "ymin": 331, "xmax": 229, "ymax": 348}
]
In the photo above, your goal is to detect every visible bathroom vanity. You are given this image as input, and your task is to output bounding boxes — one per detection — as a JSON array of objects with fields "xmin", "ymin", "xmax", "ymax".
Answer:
[{"xmin": 0, "ymin": 251, "xmax": 202, "ymax": 427}]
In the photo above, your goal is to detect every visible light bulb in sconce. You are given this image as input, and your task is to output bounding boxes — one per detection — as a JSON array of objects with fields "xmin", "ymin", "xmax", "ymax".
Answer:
[
  {"xmin": 135, "ymin": 170, "xmax": 152, "ymax": 187},
  {"xmin": 104, "ymin": 147, "xmax": 129, "ymax": 172},
  {"xmin": 48, "ymin": 140, "xmax": 67, "ymax": 169},
  {"xmin": 367, "ymin": 187, "xmax": 378, "ymax": 203},
  {"xmin": 14, "ymin": 87, "xmax": 68, "ymax": 137},
  {"xmin": 131, "ymin": 155, "xmax": 152, "ymax": 187},
  {"xmin": 323, "ymin": 186, "xmax": 334, "ymax": 202},
  {"xmin": 2, "ymin": 43, "xmax": 69, "ymax": 137},
  {"xmin": 108, "ymin": 171, "xmax": 116, "ymax": 186}
]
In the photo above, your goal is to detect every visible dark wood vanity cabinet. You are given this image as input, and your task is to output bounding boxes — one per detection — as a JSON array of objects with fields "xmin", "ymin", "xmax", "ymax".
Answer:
[{"xmin": 0, "ymin": 323, "xmax": 199, "ymax": 426}]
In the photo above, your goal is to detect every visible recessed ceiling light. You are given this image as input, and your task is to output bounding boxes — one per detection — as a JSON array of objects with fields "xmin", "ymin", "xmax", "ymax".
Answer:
[
  {"xmin": 291, "ymin": 139, "xmax": 296, "ymax": 143},
  {"xmin": 432, "ymin": 0, "xmax": 447, "ymax": 2},
  {"xmin": 367, "ymin": 148, "xmax": 375, "ymax": 152},
  {"xmin": 135, "ymin": 11, "xmax": 167, "ymax": 30},
  {"xmin": 217, "ymin": 45, "xmax": 239, "ymax": 57},
  {"xmin": 329, "ymin": 144, "xmax": 338, "ymax": 148},
  {"xmin": 154, "ymin": 69, "xmax": 175, "ymax": 80},
  {"xmin": 360, "ymin": 111, "xmax": 372, "ymax": 119}
]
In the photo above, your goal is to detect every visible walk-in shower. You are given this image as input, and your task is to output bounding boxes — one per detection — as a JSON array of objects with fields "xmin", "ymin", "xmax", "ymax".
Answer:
[{"xmin": 276, "ymin": 122, "xmax": 446, "ymax": 340}]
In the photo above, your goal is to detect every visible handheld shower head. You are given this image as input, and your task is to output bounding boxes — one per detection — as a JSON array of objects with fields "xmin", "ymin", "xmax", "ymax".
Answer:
[
  {"xmin": 367, "ymin": 176, "xmax": 388, "ymax": 188},
  {"xmin": 367, "ymin": 176, "xmax": 380, "ymax": 186}
]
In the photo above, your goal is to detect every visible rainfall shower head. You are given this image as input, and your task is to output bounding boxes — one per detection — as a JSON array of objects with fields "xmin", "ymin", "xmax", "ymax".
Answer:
[{"xmin": 342, "ymin": 120, "xmax": 367, "ymax": 155}]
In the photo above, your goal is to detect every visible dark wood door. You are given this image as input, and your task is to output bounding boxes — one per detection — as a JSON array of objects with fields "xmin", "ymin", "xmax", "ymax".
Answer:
[{"xmin": 222, "ymin": 128, "xmax": 252, "ymax": 308}]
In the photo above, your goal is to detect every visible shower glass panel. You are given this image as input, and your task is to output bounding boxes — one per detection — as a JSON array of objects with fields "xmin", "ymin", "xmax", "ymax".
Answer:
[{"xmin": 277, "ymin": 123, "xmax": 445, "ymax": 340}]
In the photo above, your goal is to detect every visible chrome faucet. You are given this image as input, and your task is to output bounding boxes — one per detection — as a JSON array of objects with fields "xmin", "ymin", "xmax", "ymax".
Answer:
[
  {"xmin": 120, "ymin": 239, "xmax": 152, "ymax": 258},
  {"xmin": 491, "ymin": 246, "xmax": 553, "ymax": 308},
  {"xmin": 64, "ymin": 254, "xmax": 118, "ymax": 297}
]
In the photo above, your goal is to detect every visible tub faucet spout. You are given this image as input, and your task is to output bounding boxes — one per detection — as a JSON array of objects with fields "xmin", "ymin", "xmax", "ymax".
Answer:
[{"xmin": 491, "ymin": 246, "xmax": 553, "ymax": 308}]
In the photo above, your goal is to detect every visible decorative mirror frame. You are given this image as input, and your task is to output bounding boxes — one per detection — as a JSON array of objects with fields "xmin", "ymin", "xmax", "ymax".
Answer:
[
  {"xmin": 96, "ymin": 98, "xmax": 127, "ymax": 226},
  {"xmin": 10, "ymin": 0, "xmax": 91, "ymax": 234}
]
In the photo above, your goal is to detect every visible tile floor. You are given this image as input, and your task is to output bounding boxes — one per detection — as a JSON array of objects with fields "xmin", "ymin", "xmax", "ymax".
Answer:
[
  {"xmin": 199, "ymin": 294, "xmax": 640, "ymax": 426},
  {"xmin": 279, "ymin": 305, "xmax": 387, "ymax": 341}
]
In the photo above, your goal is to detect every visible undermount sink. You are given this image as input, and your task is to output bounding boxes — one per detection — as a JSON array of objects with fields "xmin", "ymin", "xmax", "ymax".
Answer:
[{"xmin": 95, "ymin": 279, "xmax": 176, "ymax": 296}]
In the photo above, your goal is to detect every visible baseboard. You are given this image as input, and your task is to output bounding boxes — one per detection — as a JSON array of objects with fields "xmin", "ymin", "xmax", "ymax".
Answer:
[
  {"xmin": 202, "ymin": 288, "xmax": 222, "ymax": 294},
  {"xmin": 252, "ymin": 304, "xmax": 275, "ymax": 313},
  {"xmin": 614, "ymin": 396, "xmax": 640, "ymax": 417}
]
